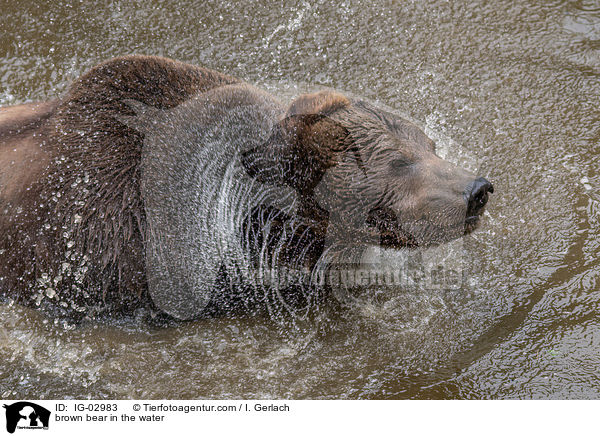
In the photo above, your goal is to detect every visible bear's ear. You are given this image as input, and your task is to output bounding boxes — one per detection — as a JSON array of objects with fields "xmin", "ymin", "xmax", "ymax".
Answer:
[
  {"xmin": 240, "ymin": 91, "xmax": 351, "ymax": 193},
  {"xmin": 286, "ymin": 90, "xmax": 350, "ymax": 117}
]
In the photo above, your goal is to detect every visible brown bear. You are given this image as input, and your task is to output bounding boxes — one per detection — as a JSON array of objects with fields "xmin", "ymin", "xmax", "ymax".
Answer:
[{"xmin": 0, "ymin": 55, "xmax": 493, "ymax": 320}]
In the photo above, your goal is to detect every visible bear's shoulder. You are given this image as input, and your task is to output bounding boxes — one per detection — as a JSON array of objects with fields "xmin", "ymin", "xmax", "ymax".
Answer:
[
  {"xmin": 46, "ymin": 56, "xmax": 242, "ymax": 310},
  {"xmin": 0, "ymin": 56, "xmax": 243, "ymax": 315}
]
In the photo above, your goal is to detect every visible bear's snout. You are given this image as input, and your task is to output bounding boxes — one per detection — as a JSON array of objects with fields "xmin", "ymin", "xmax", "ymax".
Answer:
[{"xmin": 464, "ymin": 176, "xmax": 494, "ymax": 222}]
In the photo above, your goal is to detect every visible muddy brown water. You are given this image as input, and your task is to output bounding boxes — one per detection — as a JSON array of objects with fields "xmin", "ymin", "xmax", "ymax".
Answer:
[{"xmin": 1, "ymin": 0, "xmax": 599, "ymax": 399}]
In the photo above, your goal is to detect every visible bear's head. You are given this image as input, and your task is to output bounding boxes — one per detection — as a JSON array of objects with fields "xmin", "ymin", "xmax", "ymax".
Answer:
[{"xmin": 241, "ymin": 90, "xmax": 493, "ymax": 251}]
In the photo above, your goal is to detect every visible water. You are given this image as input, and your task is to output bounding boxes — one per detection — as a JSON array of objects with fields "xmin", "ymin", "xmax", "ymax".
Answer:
[{"xmin": 1, "ymin": 0, "xmax": 599, "ymax": 399}]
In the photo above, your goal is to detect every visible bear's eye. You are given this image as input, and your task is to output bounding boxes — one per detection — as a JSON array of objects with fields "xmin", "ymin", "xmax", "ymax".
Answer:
[{"xmin": 389, "ymin": 157, "xmax": 413, "ymax": 172}]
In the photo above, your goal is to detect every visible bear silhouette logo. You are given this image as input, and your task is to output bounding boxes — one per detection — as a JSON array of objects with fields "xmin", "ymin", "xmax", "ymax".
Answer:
[{"xmin": 3, "ymin": 402, "xmax": 50, "ymax": 433}]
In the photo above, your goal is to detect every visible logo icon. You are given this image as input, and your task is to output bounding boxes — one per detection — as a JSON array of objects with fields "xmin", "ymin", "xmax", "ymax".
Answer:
[{"xmin": 3, "ymin": 402, "xmax": 50, "ymax": 433}]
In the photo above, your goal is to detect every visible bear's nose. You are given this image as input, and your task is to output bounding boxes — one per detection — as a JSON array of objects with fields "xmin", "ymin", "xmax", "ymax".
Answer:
[{"xmin": 465, "ymin": 177, "xmax": 494, "ymax": 217}]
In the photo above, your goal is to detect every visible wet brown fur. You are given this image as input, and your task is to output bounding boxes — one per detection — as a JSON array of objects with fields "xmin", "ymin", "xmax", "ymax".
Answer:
[{"xmin": 0, "ymin": 56, "xmax": 482, "ymax": 317}]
